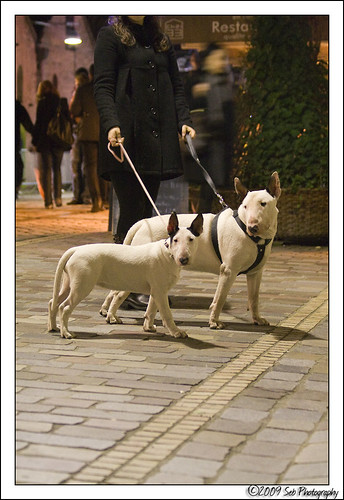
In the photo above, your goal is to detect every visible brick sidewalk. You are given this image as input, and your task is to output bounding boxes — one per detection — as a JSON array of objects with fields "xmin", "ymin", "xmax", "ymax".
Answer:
[{"xmin": 11, "ymin": 193, "xmax": 339, "ymax": 495}]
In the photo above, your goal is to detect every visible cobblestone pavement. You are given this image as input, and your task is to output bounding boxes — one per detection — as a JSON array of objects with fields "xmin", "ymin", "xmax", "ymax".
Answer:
[{"xmin": 9, "ymin": 192, "xmax": 341, "ymax": 497}]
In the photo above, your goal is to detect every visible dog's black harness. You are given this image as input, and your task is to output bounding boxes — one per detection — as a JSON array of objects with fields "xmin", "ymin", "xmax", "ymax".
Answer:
[{"xmin": 211, "ymin": 208, "xmax": 272, "ymax": 275}]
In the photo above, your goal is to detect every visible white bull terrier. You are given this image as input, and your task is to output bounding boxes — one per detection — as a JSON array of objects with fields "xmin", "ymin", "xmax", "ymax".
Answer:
[
  {"xmin": 102, "ymin": 172, "xmax": 281, "ymax": 329},
  {"xmin": 48, "ymin": 212, "xmax": 203, "ymax": 339}
]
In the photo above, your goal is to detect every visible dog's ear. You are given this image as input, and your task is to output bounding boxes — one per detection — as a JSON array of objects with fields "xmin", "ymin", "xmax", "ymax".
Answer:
[
  {"xmin": 167, "ymin": 211, "xmax": 179, "ymax": 236},
  {"xmin": 234, "ymin": 177, "xmax": 249, "ymax": 201},
  {"xmin": 266, "ymin": 171, "xmax": 281, "ymax": 200},
  {"xmin": 189, "ymin": 213, "xmax": 203, "ymax": 237}
]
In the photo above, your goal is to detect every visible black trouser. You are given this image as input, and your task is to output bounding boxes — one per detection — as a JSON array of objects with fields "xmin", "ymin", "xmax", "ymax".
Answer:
[
  {"xmin": 109, "ymin": 170, "xmax": 160, "ymax": 242},
  {"xmin": 15, "ymin": 150, "xmax": 24, "ymax": 197},
  {"xmin": 39, "ymin": 146, "xmax": 64, "ymax": 206}
]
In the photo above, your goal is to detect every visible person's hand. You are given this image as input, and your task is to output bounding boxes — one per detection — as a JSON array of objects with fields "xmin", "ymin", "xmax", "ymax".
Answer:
[
  {"xmin": 182, "ymin": 125, "xmax": 196, "ymax": 139},
  {"xmin": 108, "ymin": 127, "xmax": 124, "ymax": 147}
]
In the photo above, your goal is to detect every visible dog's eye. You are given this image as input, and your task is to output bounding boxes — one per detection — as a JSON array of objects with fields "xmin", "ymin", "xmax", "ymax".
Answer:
[
  {"xmin": 243, "ymin": 205, "xmax": 247, "ymax": 209},
  {"xmin": 261, "ymin": 202, "xmax": 267, "ymax": 207},
  {"xmin": 188, "ymin": 237, "xmax": 194, "ymax": 242},
  {"xmin": 173, "ymin": 238, "xmax": 178, "ymax": 243}
]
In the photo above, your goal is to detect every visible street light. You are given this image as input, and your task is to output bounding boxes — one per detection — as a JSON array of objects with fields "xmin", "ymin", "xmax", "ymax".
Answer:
[{"xmin": 64, "ymin": 16, "xmax": 82, "ymax": 46}]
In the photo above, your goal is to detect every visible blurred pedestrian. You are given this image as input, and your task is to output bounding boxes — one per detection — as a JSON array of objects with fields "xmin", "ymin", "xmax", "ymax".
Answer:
[
  {"xmin": 94, "ymin": 15, "xmax": 195, "ymax": 241},
  {"xmin": 70, "ymin": 64, "xmax": 109, "ymax": 212},
  {"xmin": 68, "ymin": 68, "xmax": 91, "ymax": 205},
  {"xmin": 15, "ymin": 99, "xmax": 34, "ymax": 199},
  {"xmin": 192, "ymin": 45, "xmax": 235, "ymax": 213},
  {"xmin": 32, "ymin": 80, "xmax": 71, "ymax": 208}
]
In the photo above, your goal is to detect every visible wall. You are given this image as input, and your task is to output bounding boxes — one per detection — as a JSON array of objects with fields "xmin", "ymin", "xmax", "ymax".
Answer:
[
  {"xmin": 15, "ymin": 16, "xmax": 37, "ymax": 126},
  {"xmin": 39, "ymin": 15, "xmax": 95, "ymax": 103}
]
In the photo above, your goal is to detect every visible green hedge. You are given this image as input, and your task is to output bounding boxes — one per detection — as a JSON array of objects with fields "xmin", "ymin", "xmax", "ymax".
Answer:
[{"xmin": 234, "ymin": 16, "xmax": 328, "ymax": 191}]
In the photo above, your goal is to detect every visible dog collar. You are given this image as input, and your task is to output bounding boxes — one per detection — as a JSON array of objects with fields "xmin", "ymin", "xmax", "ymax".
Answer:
[{"xmin": 211, "ymin": 209, "xmax": 272, "ymax": 274}]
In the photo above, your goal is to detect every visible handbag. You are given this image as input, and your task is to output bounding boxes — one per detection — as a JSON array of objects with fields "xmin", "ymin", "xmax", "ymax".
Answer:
[{"xmin": 47, "ymin": 101, "xmax": 74, "ymax": 151}]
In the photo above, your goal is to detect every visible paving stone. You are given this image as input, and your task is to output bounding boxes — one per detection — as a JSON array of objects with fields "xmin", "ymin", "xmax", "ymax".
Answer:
[
  {"xmin": 282, "ymin": 462, "xmax": 328, "ymax": 481},
  {"xmin": 220, "ymin": 407, "xmax": 269, "ymax": 422},
  {"xmin": 207, "ymin": 419, "xmax": 262, "ymax": 435},
  {"xmin": 231, "ymin": 396, "xmax": 276, "ymax": 411},
  {"xmin": 214, "ymin": 469, "xmax": 278, "ymax": 484},
  {"xmin": 16, "ymin": 469, "xmax": 69, "ymax": 484},
  {"xmin": 16, "ymin": 431, "xmax": 116, "ymax": 450},
  {"xmin": 192, "ymin": 430, "xmax": 246, "ymax": 448},
  {"xmin": 145, "ymin": 472, "xmax": 204, "ymax": 484},
  {"xmin": 17, "ymin": 455, "xmax": 85, "ymax": 473},
  {"xmin": 294, "ymin": 443, "xmax": 328, "ymax": 463},
  {"xmin": 176, "ymin": 441, "xmax": 229, "ymax": 461},
  {"xmin": 225, "ymin": 453, "xmax": 290, "ymax": 474},
  {"xmin": 19, "ymin": 444, "xmax": 101, "ymax": 462},
  {"xmin": 241, "ymin": 440, "xmax": 299, "ymax": 458},
  {"xmin": 160, "ymin": 456, "xmax": 222, "ymax": 478},
  {"xmin": 54, "ymin": 424, "xmax": 125, "ymax": 441},
  {"xmin": 256, "ymin": 428, "xmax": 308, "ymax": 444}
]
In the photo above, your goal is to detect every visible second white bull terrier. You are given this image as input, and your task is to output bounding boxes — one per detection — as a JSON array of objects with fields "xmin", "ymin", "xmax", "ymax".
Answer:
[{"xmin": 48, "ymin": 212, "xmax": 203, "ymax": 339}]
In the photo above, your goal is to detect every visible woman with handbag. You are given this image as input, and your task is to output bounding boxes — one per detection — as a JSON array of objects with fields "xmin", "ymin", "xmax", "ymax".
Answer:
[{"xmin": 32, "ymin": 80, "xmax": 72, "ymax": 208}]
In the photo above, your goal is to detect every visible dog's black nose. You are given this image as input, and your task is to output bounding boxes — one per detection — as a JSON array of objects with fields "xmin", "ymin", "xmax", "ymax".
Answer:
[
  {"xmin": 179, "ymin": 257, "xmax": 189, "ymax": 266},
  {"xmin": 248, "ymin": 225, "xmax": 258, "ymax": 234}
]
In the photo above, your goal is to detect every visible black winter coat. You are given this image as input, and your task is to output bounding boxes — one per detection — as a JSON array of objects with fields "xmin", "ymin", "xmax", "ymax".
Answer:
[
  {"xmin": 32, "ymin": 94, "xmax": 70, "ymax": 152},
  {"xmin": 94, "ymin": 25, "xmax": 193, "ymax": 181}
]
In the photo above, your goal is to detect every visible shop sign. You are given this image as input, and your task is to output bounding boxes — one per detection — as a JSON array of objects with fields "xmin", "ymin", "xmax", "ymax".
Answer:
[{"xmin": 160, "ymin": 15, "xmax": 252, "ymax": 43}]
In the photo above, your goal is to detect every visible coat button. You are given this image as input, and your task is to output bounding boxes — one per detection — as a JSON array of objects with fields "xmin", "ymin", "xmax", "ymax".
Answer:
[
  {"xmin": 152, "ymin": 130, "xmax": 159, "ymax": 138},
  {"xmin": 148, "ymin": 60, "xmax": 155, "ymax": 69},
  {"xmin": 150, "ymin": 107, "xmax": 157, "ymax": 116},
  {"xmin": 148, "ymin": 84, "xmax": 156, "ymax": 92}
]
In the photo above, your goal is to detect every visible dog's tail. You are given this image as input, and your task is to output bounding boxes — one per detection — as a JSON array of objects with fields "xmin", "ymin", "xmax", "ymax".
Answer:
[
  {"xmin": 123, "ymin": 219, "xmax": 145, "ymax": 245},
  {"xmin": 48, "ymin": 248, "xmax": 75, "ymax": 331}
]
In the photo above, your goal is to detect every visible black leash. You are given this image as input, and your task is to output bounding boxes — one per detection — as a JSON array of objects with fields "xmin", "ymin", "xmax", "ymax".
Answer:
[
  {"xmin": 185, "ymin": 134, "xmax": 228, "ymax": 210},
  {"xmin": 211, "ymin": 209, "xmax": 272, "ymax": 274}
]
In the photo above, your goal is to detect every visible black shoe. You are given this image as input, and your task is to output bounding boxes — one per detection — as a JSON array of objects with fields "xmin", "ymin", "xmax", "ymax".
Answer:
[
  {"xmin": 67, "ymin": 199, "xmax": 83, "ymax": 205},
  {"xmin": 120, "ymin": 293, "xmax": 150, "ymax": 311}
]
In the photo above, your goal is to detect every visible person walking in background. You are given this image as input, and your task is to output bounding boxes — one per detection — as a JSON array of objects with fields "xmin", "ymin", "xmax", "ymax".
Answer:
[
  {"xmin": 185, "ymin": 44, "xmax": 235, "ymax": 213},
  {"xmin": 197, "ymin": 45, "xmax": 235, "ymax": 213},
  {"xmin": 68, "ymin": 68, "xmax": 91, "ymax": 205},
  {"xmin": 15, "ymin": 99, "xmax": 34, "ymax": 199},
  {"xmin": 94, "ymin": 15, "xmax": 195, "ymax": 240},
  {"xmin": 32, "ymin": 81, "xmax": 71, "ymax": 209},
  {"xmin": 70, "ymin": 64, "xmax": 108, "ymax": 213}
]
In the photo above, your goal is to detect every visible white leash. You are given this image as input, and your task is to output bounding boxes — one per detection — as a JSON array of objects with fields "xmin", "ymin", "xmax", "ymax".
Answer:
[{"xmin": 107, "ymin": 142, "xmax": 166, "ymax": 226}]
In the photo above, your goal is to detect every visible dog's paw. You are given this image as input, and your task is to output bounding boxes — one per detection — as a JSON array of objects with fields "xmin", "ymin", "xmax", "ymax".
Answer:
[
  {"xmin": 253, "ymin": 316, "xmax": 270, "ymax": 326},
  {"xmin": 48, "ymin": 327, "xmax": 60, "ymax": 333},
  {"xmin": 209, "ymin": 320, "xmax": 225, "ymax": 330},
  {"xmin": 99, "ymin": 307, "xmax": 108, "ymax": 317},
  {"xmin": 106, "ymin": 314, "xmax": 123, "ymax": 324},
  {"xmin": 173, "ymin": 330, "xmax": 188, "ymax": 338},
  {"xmin": 143, "ymin": 322, "xmax": 157, "ymax": 333},
  {"xmin": 61, "ymin": 330, "xmax": 75, "ymax": 339}
]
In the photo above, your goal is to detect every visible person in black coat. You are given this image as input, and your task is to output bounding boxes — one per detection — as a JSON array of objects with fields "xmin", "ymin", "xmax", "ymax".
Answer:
[
  {"xmin": 94, "ymin": 15, "xmax": 195, "ymax": 242},
  {"xmin": 15, "ymin": 100, "xmax": 34, "ymax": 199},
  {"xmin": 32, "ymin": 81, "xmax": 71, "ymax": 208}
]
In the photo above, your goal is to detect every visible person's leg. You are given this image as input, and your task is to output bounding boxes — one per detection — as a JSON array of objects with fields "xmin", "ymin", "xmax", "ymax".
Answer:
[
  {"xmin": 82, "ymin": 141, "xmax": 103, "ymax": 212},
  {"xmin": 198, "ymin": 183, "xmax": 215, "ymax": 213},
  {"xmin": 51, "ymin": 147, "xmax": 64, "ymax": 206},
  {"xmin": 15, "ymin": 150, "xmax": 24, "ymax": 199},
  {"xmin": 109, "ymin": 171, "xmax": 160, "ymax": 242},
  {"xmin": 68, "ymin": 140, "xmax": 83, "ymax": 204},
  {"xmin": 40, "ymin": 149, "xmax": 53, "ymax": 208}
]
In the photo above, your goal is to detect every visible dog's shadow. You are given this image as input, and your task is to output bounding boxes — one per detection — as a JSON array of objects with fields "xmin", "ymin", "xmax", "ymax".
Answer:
[{"xmin": 64, "ymin": 321, "xmax": 321, "ymax": 350}]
